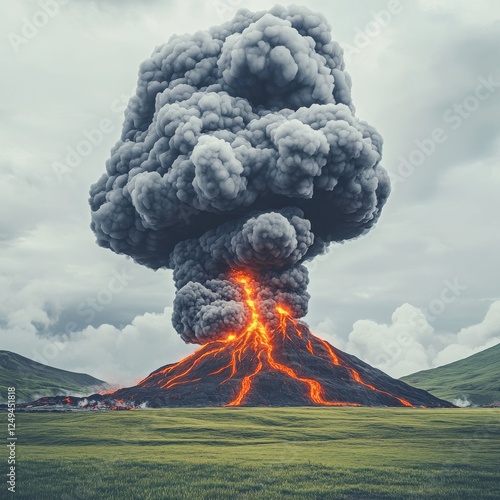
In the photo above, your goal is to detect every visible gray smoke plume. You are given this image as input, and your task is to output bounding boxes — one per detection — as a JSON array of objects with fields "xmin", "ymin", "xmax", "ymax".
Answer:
[{"xmin": 89, "ymin": 5, "xmax": 390, "ymax": 344}]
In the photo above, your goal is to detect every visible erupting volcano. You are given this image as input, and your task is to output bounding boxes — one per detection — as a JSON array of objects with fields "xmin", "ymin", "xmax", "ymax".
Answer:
[
  {"xmin": 51, "ymin": 6, "xmax": 455, "ymax": 409},
  {"xmin": 107, "ymin": 271, "xmax": 449, "ymax": 408}
]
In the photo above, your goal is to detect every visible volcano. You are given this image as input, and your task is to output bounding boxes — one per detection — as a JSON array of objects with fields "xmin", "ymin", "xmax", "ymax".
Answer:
[
  {"xmin": 23, "ymin": 273, "xmax": 453, "ymax": 410},
  {"xmin": 19, "ymin": 8, "xmax": 455, "ymax": 413},
  {"xmin": 108, "ymin": 273, "xmax": 451, "ymax": 408},
  {"xmin": 60, "ymin": 8, "xmax": 458, "ymax": 410},
  {"xmin": 112, "ymin": 324, "xmax": 451, "ymax": 408}
]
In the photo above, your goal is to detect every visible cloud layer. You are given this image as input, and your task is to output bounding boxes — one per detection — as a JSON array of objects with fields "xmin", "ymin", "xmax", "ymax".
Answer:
[
  {"xmin": 1, "ymin": 0, "xmax": 499, "ymax": 380},
  {"xmin": 319, "ymin": 300, "xmax": 500, "ymax": 378}
]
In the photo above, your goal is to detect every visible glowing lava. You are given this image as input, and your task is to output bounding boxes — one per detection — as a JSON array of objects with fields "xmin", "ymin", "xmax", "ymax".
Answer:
[
  {"xmin": 137, "ymin": 272, "xmax": 413, "ymax": 407},
  {"xmin": 224, "ymin": 272, "xmax": 356, "ymax": 406},
  {"xmin": 276, "ymin": 307, "xmax": 413, "ymax": 408}
]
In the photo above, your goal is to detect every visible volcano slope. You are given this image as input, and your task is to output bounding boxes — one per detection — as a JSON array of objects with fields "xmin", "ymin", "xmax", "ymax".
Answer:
[
  {"xmin": 112, "ymin": 317, "xmax": 452, "ymax": 408},
  {"xmin": 111, "ymin": 275, "xmax": 453, "ymax": 408},
  {"xmin": 23, "ymin": 307, "xmax": 453, "ymax": 410}
]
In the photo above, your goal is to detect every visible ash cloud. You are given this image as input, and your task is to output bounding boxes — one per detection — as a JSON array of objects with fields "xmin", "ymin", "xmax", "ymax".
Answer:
[{"xmin": 89, "ymin": 5, "xmax": 390, "ymax": 344}]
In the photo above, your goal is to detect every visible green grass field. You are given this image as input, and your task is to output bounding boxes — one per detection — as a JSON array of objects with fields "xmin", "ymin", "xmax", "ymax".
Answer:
[{"xmin": 7, "ymin": 408, "xmax": 500, "ymax": 499}]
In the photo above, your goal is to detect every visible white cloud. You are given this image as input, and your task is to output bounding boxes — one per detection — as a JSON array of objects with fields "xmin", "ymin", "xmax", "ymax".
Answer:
[
  {"xmin": 434, "ymin": 301, "xmax": 500, "ymax": 366},
  {"xmin": 324, "ymin": 300, "xmax": 500, "ymax": 378},
  {"xmin": 1, "ymin": 307, "xmax": 196, "ymax": 387},
  {"xmin": 1, "ymin": 1, "xmax": 500, "ymax": 385},
  {"xmin": 335, "ymin": 304, "xmax": 435, "ymax": 377}
]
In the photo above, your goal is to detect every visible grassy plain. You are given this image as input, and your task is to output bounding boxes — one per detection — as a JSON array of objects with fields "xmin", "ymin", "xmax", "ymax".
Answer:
[{"xmin": 7, "ymin": 407, "xmax": 500, "ymax": 499}]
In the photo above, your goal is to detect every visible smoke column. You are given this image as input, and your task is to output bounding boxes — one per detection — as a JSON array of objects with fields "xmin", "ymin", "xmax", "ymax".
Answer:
[{"xmin": 89, "ymin": 5, "xmax": 390, "ymax": 345}]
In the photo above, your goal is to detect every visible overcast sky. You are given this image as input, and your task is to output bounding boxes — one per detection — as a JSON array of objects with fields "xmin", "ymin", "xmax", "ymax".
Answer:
[{"xmin": 1, "ymin": 0, "xmax": 499, "ymax": 386}]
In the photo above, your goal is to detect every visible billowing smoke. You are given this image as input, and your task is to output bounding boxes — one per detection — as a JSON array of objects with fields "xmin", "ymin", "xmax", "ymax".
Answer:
[{"xmin": 89, "ymin": 5, "xmax": 389, "ymax": 344}]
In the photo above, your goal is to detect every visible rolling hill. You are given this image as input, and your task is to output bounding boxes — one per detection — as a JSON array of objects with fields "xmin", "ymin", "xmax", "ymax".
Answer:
[
  {"xmin": 401, "ymin": 343, "xmax": 500, "ymax": 406},
  {"xmin": 0, "ymin": 350, "xmax": 108, "ymax": 403}
]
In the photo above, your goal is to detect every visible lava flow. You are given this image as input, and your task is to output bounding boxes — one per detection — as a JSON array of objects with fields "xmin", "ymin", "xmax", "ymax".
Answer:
[
  {"xmin": 225, "ymin": 272, "xmax": 357, "ymax": 407},
  {"xmin": 20, "ymin": 271, "xmax": 455, "ymax": 410},
  {"xmin": 133, "ymin": 272, "xmax": 419, "ymax": 407},
  {"xmin": 18, "ymin": 7, "xmax": 459, "ymax": 414}
]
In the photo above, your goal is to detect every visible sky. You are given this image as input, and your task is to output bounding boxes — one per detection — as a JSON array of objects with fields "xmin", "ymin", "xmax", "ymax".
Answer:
[{"xmin": 1, "ymin": 0, "xmax": 499, "ymax": 386}]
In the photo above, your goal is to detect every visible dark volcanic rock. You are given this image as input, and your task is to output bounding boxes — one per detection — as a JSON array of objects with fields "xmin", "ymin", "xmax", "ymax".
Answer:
[
  {"xmin": 20, "ymin": 323, "xmax": 454, "ymax": 410},
  {"xmin": 117, "ymin": 323, "xmax": 453, "ymax": 408}
]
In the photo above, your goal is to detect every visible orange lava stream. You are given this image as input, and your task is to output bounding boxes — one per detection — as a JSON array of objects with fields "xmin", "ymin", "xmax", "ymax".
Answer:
[
  {"xmin": 277, "ymin": 309, "xmax": 414, "ymax": 408},
  {"xmin": 226, "ymin": 273, "xmax": 355, "ymax": 407},
  {"xmin": 137, "ymin": 271, "xmax": 413, "ymax": 408}
]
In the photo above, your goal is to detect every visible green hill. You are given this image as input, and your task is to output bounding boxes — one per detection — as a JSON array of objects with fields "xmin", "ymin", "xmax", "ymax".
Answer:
[
  {"xmin": 0, "ymin": 350, "xmax": 108, "ymax": 403},
  {"xmin": 401, "ymin": 343, "xmax": 500, "ymax": 406}
]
